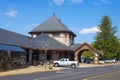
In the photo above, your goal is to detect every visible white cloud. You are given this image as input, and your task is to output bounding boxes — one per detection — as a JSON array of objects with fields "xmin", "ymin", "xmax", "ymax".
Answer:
[
  {"xmin": 100, "ymin": 0, "xmax": 109, "ymax": 4},
  {"xmin": 79, "ymin": 26, "xmax": 101, "ymax": 35},
  {"xmin": 93, "ymin": 0, "xmax": 110, "ymax": 6},
  {"xmin": 5, "ymin": 9, "xmax": 18, "ymax": 17},
  {"xmin": 69, "ymin": 0, "xmax": 83, "ymax": 4},
  {"xmin": 93, "ymin": 2, "xmax": 101, "ymax": 6},
  {"xmin": 53, "ymin": 0, "xmax": 64, "ymax": 5}
]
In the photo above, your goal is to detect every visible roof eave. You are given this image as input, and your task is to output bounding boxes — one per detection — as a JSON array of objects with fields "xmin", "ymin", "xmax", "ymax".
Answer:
[{"xmin": 29, "ymin": 31, "xmax": 76, "ymax": 37}]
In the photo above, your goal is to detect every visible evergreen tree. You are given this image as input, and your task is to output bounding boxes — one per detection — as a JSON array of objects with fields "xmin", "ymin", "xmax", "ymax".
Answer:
[{"xmin": 93, "ymin": 16, "xmax": 120, "ymax": 59}]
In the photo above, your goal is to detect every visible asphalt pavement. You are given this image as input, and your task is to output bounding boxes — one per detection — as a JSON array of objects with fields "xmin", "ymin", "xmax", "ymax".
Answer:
[
  {"xmin": 84, "ymin": 69, "xmax": 120, "ymax": 80},
  {"xmin": 0, "ymin": 64, "xmax": 120, "ymax": 80}
]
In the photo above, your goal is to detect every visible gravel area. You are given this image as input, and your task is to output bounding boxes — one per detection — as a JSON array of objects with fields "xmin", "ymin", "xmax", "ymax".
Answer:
[{"xmin": 0, "ymin": 65, "xmax": 61, "ymax": 77}]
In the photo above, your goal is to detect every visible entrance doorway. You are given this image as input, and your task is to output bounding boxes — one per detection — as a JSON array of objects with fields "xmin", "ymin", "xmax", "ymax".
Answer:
[{"xmin": 78, "ymin": 50, "xmax": 94, "ymax": 64}]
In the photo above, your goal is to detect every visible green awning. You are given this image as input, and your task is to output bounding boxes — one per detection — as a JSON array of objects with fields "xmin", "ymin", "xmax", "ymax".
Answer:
[{"xmin": 0, "ymin": 44, "xmax": 26, "ymax": 52}]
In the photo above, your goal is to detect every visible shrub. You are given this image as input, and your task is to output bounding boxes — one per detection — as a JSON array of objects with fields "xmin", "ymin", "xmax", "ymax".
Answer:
[{"xmin": 49, "ymin": 65, "xmax": 53, "ymax": 69}]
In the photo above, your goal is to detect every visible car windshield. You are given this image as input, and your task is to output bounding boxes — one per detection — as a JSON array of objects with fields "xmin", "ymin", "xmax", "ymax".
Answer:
[{"xmin": 60, "ymin": 58, "xmax": 64, "ymax": 61}]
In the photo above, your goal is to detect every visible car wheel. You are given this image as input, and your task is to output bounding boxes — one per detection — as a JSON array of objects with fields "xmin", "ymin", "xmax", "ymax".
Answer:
[
  {"xmin": 54, "ymin": 63, "xmax": 59, "ymax": 67},
  {"xmin": 71, "ymin": 64, "xmax": 76, "ymax": 68}
]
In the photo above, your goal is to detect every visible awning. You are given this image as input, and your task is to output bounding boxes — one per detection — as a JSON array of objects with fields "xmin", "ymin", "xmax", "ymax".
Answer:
[{"xmin": 0, "ymin": 44, "xmax": 26, "ymax": 52}]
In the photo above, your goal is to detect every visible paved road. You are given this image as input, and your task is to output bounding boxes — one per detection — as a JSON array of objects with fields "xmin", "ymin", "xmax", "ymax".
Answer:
[
  {"xmin": 0, "ymin": 64, "xmax": 120, "ymax": 80},
  {"xmin": 84, "ymin": 69, "xmax": 120, "ymax": 80}
]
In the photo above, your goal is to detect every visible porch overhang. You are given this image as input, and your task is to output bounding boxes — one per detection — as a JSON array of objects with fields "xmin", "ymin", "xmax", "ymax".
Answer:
[{"xmin": 0, "ymin": 44, "xmax": 26, "ymax": 52}]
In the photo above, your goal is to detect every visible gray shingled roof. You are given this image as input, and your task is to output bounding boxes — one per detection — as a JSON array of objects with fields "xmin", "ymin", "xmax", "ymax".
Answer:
[
  {"xmin": 70, "ymin": 43, "xmax": 101, "ymax": 55},
  {"xmin": 0, "ymin": 28, "xmax": 34, "ymax": 48},
  {"xmin": 70, "ymin": 44, "xmax": 81, "ymax": 51},
  {"xmin": 0, "ymin": 28, "xmax": 74, "ymax": 51},
  {"xmin": 29, "ymin": 14, "xmax": 76, "ymax": 36},
  {"xmin": 31, "ymin": 34, "xmax": 70, "ymax": 50}
]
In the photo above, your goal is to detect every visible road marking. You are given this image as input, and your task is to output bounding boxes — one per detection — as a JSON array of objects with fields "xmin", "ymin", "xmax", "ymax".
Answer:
[
  {"xmin": 33, "ymin": 71, "xmax": 86, "ymax": 80},
  {"xmin": 83, "ymin": 70, "xmax": 120, "ymax": 80}
]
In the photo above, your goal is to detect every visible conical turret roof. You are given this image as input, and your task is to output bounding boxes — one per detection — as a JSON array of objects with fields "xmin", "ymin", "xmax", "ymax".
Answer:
[{"xmin": 29, "ymin": 13, "xmax": 76, "ymax": 36}]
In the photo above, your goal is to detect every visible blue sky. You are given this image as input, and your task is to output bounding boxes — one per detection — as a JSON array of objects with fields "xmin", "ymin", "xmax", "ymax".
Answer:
[{"xmin": 0, "ymin": 0, "xmax": 120, "ymax": 44}]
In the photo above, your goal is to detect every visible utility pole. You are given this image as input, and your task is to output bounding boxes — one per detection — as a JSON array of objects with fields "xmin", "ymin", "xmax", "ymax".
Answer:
[{"xmin": 45, "ymin": 43, "xmax": 48, "ymax": 69}]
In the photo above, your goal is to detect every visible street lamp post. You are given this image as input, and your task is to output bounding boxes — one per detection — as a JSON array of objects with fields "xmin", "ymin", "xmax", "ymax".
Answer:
[{"xmin": 45, "ymin": 43, "xmax": 48, "ymax": 69}]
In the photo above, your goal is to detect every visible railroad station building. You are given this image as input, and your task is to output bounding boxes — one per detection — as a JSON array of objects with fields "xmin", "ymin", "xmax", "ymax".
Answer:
[{"xmin": 0, "ymin": 13, "xmax": 101, "ymax": 66}]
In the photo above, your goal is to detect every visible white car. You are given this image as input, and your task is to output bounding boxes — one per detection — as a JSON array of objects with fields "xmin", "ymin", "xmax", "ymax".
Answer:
[
  {"xmin": 104, "ymin": 59, "xmax": 116, "ymax": 63},
  {"xmin": 53, "ymin": 58, "xmax": 79, "ymax": 68}
]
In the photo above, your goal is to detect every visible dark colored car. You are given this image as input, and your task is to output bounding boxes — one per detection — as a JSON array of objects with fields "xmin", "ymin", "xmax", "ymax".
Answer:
[{"xmin": 83, "ymin": 58, "xmax": 93, "ymax": 63}]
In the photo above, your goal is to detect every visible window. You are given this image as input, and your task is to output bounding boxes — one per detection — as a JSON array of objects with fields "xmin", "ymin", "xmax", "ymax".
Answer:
[{"xmin": 60, "ymin": 58, "xmax": 64, "ymax": 61}]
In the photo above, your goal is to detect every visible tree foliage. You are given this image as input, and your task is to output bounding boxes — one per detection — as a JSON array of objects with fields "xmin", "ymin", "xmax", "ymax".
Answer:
[
  {"xmin": 82, "ymin": 51, "xmax": 93, "ymax": 59},
  {"xmin": 93, "ymin": 16, "xmax": 120, "ymax": 59}
]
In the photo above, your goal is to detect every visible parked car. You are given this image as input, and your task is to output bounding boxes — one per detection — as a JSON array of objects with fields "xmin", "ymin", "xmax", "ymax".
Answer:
[
  {"xmin": 83, "ymin": 58, "xmax": 93, "ymax": 63},
  {"xmin": 115, "ymin": 58, "xmax": 120, "ymax": 62},
  {"xmin": 99, "ymin": 60, "xmax": 105, "ymax": 64},
  {"xmin": 104, "ymin": 58, "xmax": 116, "ymax": 63},
  {"xmin": 53, "ymin": 58, "xmax": 79, "ymax": 68}
]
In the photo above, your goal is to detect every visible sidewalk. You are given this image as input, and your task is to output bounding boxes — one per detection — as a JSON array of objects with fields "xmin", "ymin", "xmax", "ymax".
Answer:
[
  {"xmin": 80, "ymin": 62, "xmax": 120, "ymax": 68},
  {"xmin": 0, "ymin": 62, "xmax": 120, "ymax": 77},
  {"xmin": 80, "ymin": 62, "xmax": 120, "ymax": 67}
]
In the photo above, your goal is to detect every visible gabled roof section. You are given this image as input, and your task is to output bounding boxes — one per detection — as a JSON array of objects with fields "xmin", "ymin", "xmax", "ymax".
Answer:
[
  {"xmin": 74, "ymin": 42, "xmax": 102, "ymax": 55},
  {"xmin": 29, "ymin": 14, "xmax": 76, "ymax": 36},
  {"xmin": 0, "ymin": 28, "xmax": 34, "ymax": 48},
  {"xmin": 31, "ymin": 34, "xmax": 70, "ymax": 50},
  {"xmin": 70, "ymin": 44, "xmax": 82, "ymax": 51}
]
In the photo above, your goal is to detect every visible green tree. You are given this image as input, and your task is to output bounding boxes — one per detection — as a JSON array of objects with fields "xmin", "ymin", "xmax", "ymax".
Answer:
[
  {"xmin": 93, "ymin": 16, "xmax": 120, "ymax": 59},
  {"xmin": 82, "ymin": 51, "xmax": 93, "ymax": 59}
]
